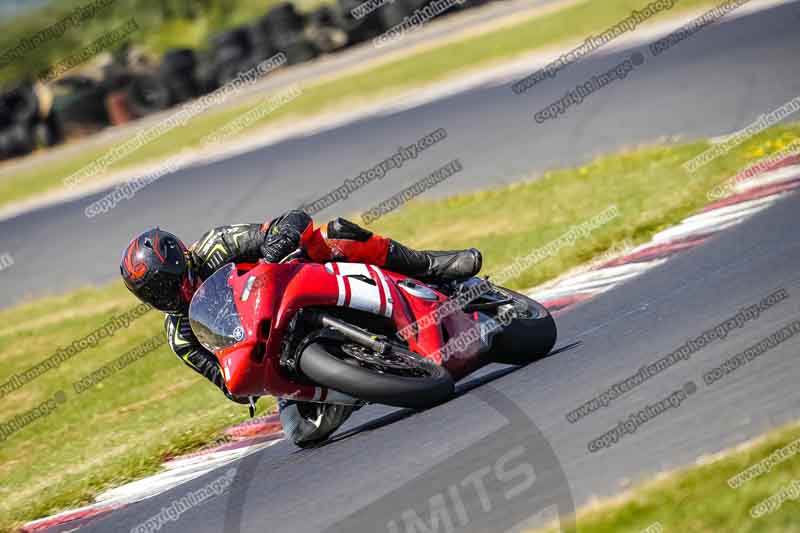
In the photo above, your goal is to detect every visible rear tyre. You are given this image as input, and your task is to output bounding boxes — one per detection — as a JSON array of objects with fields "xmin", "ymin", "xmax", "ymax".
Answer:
[
  {"xmin": 299, "ymin": 339, "xmax": 454, "ymax": 409},
  {"xmin": 487, "ymin": 287, "xmax": 557, "ymax": 365}
]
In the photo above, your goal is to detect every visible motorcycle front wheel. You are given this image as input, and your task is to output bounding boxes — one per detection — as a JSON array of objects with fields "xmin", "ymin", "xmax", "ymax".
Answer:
[{"xmin": 298, "ymin": 339, "xmax": 454, "ymax": 409}]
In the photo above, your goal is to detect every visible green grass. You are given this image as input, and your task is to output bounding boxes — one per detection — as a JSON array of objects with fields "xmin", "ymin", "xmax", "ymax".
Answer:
[
  {"xmin": 0, "ymin": 284, "xmax": 276, "ymax": 533},
  {"xmin": 533, "ymin": 420, "xmax": 800, "ymax": 533},
  {"xmin": 0, "ymin": 0, "xmax": 334, "ymax": 84},
  {"xmin": 0, "ymin": 123, "xmax": 795, "ymax": 531},
  {"xmin": 368, "ymin": 126, "xmax": 800, "ymax": 291},
  {"xmin": 0, "ymin": 0, "xmax": 727, "ymax": 211}
]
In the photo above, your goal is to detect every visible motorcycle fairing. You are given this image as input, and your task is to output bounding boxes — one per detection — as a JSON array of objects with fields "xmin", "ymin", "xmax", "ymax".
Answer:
[{"xmin": 190, "ymin": 260, "xmax": 486, "ymax": 401}]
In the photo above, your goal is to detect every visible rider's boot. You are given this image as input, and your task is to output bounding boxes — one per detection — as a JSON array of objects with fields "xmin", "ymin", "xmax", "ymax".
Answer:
[
  {"xmin": 385, "ymin": 240, "xmax": 482, "ymax": 282},
  {"xmin": 310, "ymin": 218, "xmax": 482, "ymax": 281}
]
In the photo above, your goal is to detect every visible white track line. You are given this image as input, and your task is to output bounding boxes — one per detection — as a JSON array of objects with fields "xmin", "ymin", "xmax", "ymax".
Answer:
[
  {"xmin": 93, "ymin": 439, "xmax": 281, "ymax": 507},
  {"xmin": 529, "ymin": 166, "xmax": 800, "ymax": 307},
  {"xmin": 735, "ymin": 165, "xmax": 800, "ymax": 193}
]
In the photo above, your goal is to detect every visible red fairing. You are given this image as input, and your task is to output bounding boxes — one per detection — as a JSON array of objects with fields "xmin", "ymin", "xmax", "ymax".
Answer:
[
  {"xmin": 381, "ymin": 270, "xmax": 446, "ymax": 364},
  {"xmin": 438, "ymin": 310, "xmax": 485, "ymax": 380},
  {"xmin": 218, "ymin": 262, "xmax": 321, "ymax": 400},
  {"xmin": 381, "ymin": 270, "xmax": 484, "ymax": 380},
  {"xmin": 207, "ymin": 260, "xmax": 489, "ymax": 401}
]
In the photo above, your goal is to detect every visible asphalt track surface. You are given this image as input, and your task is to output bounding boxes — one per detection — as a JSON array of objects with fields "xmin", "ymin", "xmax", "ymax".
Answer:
[
  {"xmin": 0, "ymin": 2, "xmax": 799, "ymax": 307},
  {"xmin": 62, "ymin": 170, "xmax": 800, "ymax": 533},
  {"xmin": 9, "ymin": 3, "xmax": 800, "ymax": 532}
]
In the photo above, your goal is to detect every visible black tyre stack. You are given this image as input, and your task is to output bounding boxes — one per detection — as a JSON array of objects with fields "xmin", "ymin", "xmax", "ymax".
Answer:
[
  {"xmin": 125, "ymin": 73, "xmax": 172, "ymax": 118},
  {"xmin": 246, "ymin": 19, "xmax": 278, "ymax": 63},
  {"xmin": 378, "ymin": 0, "xmax": 413, "ymax": 29},
  {"xmin": 306, "ymin": 6, "xmax": 347, "ymax": 55},
  {"xmin": 0, "ymin": 123, "xmax": 35, "ymax": 160},
  {"xmin": 0, "ymin": 86, "xmax": 34, "ymax": 160},
  {"xmin": 159, "ymin": 48, "xmax": 200, "ymax": 105},
  {"xmin": 210, "ymin": 27, "xmax": 255, "ymax": 87},
  {"xmin": 337, "ymin": 0, "xmax": 386, "ymax": 45},
  {"xmin": 261, "ymin": 3, "xmax": 319, "ymax": 66},
  {"xmin": 0, "ymin": 0, "xmax": 503, "ymax": 162},
  {"xmin": 33, "ymin": 113, "xmax": 63, "ymax": 148},
  {"xmin": 0, "ymin": 82, "xmax": 61, "ymax": 160}
]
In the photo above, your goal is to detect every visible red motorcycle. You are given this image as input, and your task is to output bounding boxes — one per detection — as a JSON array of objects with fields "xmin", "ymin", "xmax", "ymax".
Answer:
[{"xmin": 188, "ymin": 252, "xmax": 557, "ymax": 409}]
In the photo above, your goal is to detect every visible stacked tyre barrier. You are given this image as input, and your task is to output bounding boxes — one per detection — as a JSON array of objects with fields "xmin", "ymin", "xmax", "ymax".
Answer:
[
  {"xmin": 0, "ymin": 81, "xmax": 62, "ymax": 161},
  {"xmin": 1, "ymin": 0, "xmax": 502, "ymax": 162}
]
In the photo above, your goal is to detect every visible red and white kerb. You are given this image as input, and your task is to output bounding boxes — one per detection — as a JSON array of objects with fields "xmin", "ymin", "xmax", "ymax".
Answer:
[{"xmin": 325, "ymin": 263, "xmax": 394, "ymax": 318}]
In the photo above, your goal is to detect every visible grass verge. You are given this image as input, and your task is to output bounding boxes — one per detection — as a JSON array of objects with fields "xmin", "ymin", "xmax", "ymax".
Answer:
[
  {"xmin": 0, "ymin": 0, "xmax": 728, "ymax": 212},
  {"xmin": 368, "ymin": 126, "xmax": 799, "ymax": 291},
  {"xmin": 533, "ymin": 420, "xmax": 800, "ymax": 533},
  {"xmin": 0, "ymin": 123, "xmax": 796, "ymax": 531},
  {"xmin": 0, "ymin": 0, "xmax": 332, "ymax": 84},
  {"xmin": 0, "ymin": 284, "xmax": 275, "ymax": 533}
]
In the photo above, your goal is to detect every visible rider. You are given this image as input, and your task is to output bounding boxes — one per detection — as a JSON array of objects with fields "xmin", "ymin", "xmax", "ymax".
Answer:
[{"xmin": 120, "ymin": 210, "xmax": 481, "ymax": 446}]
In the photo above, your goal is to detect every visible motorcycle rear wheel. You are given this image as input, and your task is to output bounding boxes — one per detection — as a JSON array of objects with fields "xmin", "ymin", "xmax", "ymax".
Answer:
[
  {"xmin": 486, "ymin": 286, "xmax": 558, "ymax": 365},
  {"xmin": 299, "ymin": 339, "xmax": 454, "ymax": 409}
]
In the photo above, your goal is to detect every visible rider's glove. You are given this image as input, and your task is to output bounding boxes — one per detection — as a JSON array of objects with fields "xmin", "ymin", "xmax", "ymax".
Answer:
[
  {"xmin": 261, "ymin": 231, "xmax": 301, "ymax": 263},
  {"xmin": 260, "ymin": 210, "xmax": 312, "ymax": 263}
]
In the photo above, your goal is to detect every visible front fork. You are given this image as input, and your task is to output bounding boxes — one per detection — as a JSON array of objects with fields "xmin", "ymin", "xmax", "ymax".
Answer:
[{"xmin": 277, "ymin": 310, "xmax": 371, "ymax": 407}]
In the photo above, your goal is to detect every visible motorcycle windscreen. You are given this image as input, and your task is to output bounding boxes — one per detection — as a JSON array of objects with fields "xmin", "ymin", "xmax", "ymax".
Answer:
[{"xmin": 188, "ymin": 264, "xmax": 246, "ymax": 353}]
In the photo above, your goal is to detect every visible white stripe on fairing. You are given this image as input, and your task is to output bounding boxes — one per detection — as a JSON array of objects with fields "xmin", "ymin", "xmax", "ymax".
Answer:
[
  {"xmin": 347, "ymin": 276, "xmax": 383, "ymax": 315},
  {"xmin": 326, "ymin": 263, "xmax": 389, "ymax": 317},
  {"xmin": 370, "ymin": 266, "xmax": 394, "ymax": 317},
  {"xmin": 335, "ymin": 263, "xmax": 372, "ymax": 277},
  {"xmin": 335, "ymin": 274, "xmax": 346, "ymax": 306},
  {"xmin": 364, "ymin": 266, "xmax": 385, "ymax": 315}
]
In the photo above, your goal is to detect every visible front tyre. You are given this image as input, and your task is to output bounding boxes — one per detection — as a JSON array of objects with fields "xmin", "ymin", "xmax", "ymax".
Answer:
[{"xmin": 299, "ymin": 340, "xmax": 454, "ymax": 409}]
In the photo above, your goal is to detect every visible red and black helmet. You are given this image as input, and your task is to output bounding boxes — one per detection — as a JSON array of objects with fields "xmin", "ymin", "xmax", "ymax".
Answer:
[{"xmin": 120, "ymin": 228, "xmax": 196, "ymax": 313}]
